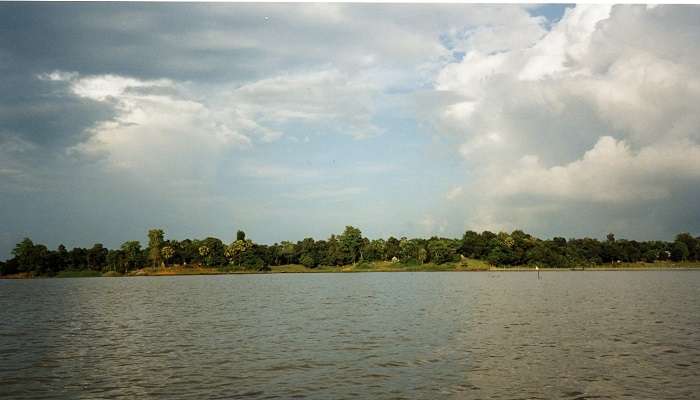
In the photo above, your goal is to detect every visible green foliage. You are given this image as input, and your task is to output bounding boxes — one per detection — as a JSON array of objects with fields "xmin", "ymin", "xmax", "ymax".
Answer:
[
  {"xmin": 199, "ymin": 237, "xmax": 226, "ymax": 266},
  {"xmin": 671, "ymin": 241, "xmax": 689, "ymax": 261},
  {"xmin": 675, "ymin": 233, "xmax": 698, "ymax": 260},
  {"xmin": 339, "ymin": 226, "xmax": 363, "ymax": 264},
  {"xmin": 3, "ymin": 227, "xmax": 700, "ymax": 276},
  {"xmin": 12, "ymin": 238, "xmax": 48, "ymax": 273},
  {"xmin": 385, "ymin": 237, "xmax": 400, "ymax": 260},
  {"xmin": 426, "ymin": 238, "xmax": 458, "ymax": 264},
  {"xmin": 56, "ymin": 270, "xmax": 103, "ymax": 278},
  {"xmin": 120, "ymin": 241, "xmax": 143, "ymax": 272},
  {"xmin": 225, "ymin": 239, "xmax": 253, "ymax": 266},
  {"xmin": 161, "ymin": 246, "xmax": 175, "ymax": 266},
  {"xmin": 299, "ymin": 254, "xmax": 316, "ymax": 268},
  {"xmin": 87, "ymin": 244, "xmax": 108, "ymax": 271},
  {"xmin": 643, "ymin": 250, "xmax": 657, "ymax": 263},
  {"xmin": 147, "ymin": 229, "xmax": 165, "ymax": 268}
]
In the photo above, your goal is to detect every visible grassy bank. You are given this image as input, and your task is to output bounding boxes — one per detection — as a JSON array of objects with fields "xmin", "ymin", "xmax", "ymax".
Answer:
[
  {"xmin": 2, "ymin": 259, "xmax": 699, "ymax": 279},
  {"xmin": 121, "ymin": 259, "xmax": 700, "ymax": 276},
  {"xmin": 55, "ymin": 270, "xmax": 104, "ymax": 278}
]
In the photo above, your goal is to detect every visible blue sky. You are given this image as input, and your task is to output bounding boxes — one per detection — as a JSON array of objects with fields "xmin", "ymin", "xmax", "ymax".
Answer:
[{"xmin": 2, "ymin": 4, "xmax": 700, "ymax": 257}]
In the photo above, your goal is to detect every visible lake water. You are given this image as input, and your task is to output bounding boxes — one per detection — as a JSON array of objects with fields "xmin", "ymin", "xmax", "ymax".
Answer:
[{"xmin": 1, "ymin": 271, "xmax": 699, "ymax": 399}]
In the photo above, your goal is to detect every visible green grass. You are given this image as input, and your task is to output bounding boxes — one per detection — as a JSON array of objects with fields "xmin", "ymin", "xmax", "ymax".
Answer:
[
  {"xmin": 55, "ymin": 270, "xmax": 103, "ymax": 278},
  {"xmin": 580, "ymin": 260, "xmax": 700, "ymax": 269},
  {"xmin": 35, "ymin": 259, "xmax": 700, "ymax": 279},
  {"xmin": 268, "ymin": 259, "xmax": 490, "ymax": 273}
]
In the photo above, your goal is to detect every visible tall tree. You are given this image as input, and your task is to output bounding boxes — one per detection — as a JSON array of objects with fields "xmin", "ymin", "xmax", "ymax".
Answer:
[
  {"xmin": 148, "ymin": 229, "xmax": 165, "ymax": 268},
  {"xmin": 339, "ymin": 226, "xmax": 363, "ymax": 265},
  {"xmin": 161, "ymin": 246, "xmax": 175, "ymax": 267},
  {"xmin": 87, "ymin": 243, "xmax": 108, "ymax": 271},
  {"xmin": 225, "ymin": 239, "xmax": 253, "ymax": 266},
  {"xmin": 120, "ymin": 241, "xmax": 142, "ymax": 272},
  {"xmin": 385, "ymin": 236, "xmax": 401, "ymax": 260}
]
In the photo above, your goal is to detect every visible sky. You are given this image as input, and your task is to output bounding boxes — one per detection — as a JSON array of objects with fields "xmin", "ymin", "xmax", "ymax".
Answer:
[{"xmin": 1, "ymin": 3, "xmax": 700, "ymax": 257}]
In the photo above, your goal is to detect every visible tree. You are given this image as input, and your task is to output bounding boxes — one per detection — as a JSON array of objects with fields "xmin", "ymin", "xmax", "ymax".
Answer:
[
  {"xmin": 120, "ymin": 241, "xmax": 142, "ymax": 272},
  {"xmin": 57, "ymin": 244, "xmax": 69, "ymax": 268},
  {"xmin": 364, "ymin": 239, "xmax": 385, "ymax": 262},
  {"xmin": 148, "ymin": 229, "xmax": 165, "ymax": 268},
  {"xmin": 200, "ymin": 237, "xmax": 226, "ymax": 266},
  {"xmin": 485, "ymin": 233, "xmax": 517, "ymax": 266},
  {"xmin": 198, "ymin": 245, "xmax": 210, "ymax": 266},
  {"xmin": 642, "ymin": 249, "xmax": 657, "ymax": 263},
  {"xmin": 417, "ymin": 247, "xmax": 428, "ymax": 264},
  {"xmin": 236, "ymin": 230, "xmax": 246, "ymax": 241},
  {"xmin": 69, "ymin": 247, "xmax": 88, "ymax": 270},
  {"xmin": 279, "ymin": 241, "xmax": 296, "ymax": 265},
  {"xmin": 87, "ymin": 243, "xmax": 108, "ymax": 271},
  {"xmin": 295, "ymin": 238, "xmax": 317, "ymax": 267},
  {"xmin": 11, "ymin": 238, "xmax": 49, "ymax": 274},
  {"xmin": 324, "ymin": 235, "xmax": 342, "ymax": 265},
  {"xmin": 675, "ymin": 233, "xmax": 698, "ymax": 260},
  {"xmin": 671, "ymin": 241, "xmax": 689, "ymax": 262},
  {"xmin": 106, "ymin": 250, "xmax": 123, "ymax": 272},
  {"xmin": 385, "ymin": 237, "xmax": 401, "ymax": 261},
  {"xmin": 427, "ymin": 238, "xmax": 457, "ymax": 264},
  {"xmin": 12, "ymin": 238, "xmax": 36, "ymax": 273},
  {"xmin": 225, "ymin": 239, "xmax": 253, "ymax": 266},
  {"xmin": 399, "ymin": 237, "xmax": 414, "ymax": 262},
  {"xmin": 300, "ymin": 254, "xmax": 316, "ymax": 268},
  {"xmin": 161, "ymin": 246, "xmax": 175, "ymax": 267},
  {"xmin": 339, "ymin": 226, "xmax": 363, "ymax": 265},
  {"xmin": 460, "ymin": 231, "xmax": 481, "ymax": 258}
]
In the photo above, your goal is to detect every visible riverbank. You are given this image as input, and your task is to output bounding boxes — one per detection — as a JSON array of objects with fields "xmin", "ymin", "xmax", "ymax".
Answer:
[{"xmin": 2, "ymin": 259, "xmax": 699, "ymax": 279}]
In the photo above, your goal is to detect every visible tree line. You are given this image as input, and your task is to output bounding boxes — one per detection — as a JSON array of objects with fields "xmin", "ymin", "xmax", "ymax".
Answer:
[{"xmin": 1, "ymin": 226, "xmax": 698, "ymax": 276}]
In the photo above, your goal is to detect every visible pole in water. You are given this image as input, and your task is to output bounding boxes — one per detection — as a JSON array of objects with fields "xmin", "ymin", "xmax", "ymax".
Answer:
[{"xmin": 536, "ymin": 266, "xmax": 540, "ymax": 280}]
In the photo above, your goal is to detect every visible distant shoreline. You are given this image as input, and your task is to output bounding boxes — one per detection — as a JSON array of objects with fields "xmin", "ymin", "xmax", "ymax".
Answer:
[{"xmin": 2, "ymin": 261, "xmax": 699, "ymax": 279}]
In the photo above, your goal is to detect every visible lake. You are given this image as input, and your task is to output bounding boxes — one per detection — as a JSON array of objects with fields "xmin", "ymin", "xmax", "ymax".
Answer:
[{"xmin": 1, "ymin": 271, "xmax": 699, "ymax": 399}]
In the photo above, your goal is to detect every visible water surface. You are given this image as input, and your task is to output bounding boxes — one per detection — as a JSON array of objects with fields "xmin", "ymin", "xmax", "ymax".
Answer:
[{"xmin": 1, "ymin": 271, "xmax": 699, "ymax": 399}]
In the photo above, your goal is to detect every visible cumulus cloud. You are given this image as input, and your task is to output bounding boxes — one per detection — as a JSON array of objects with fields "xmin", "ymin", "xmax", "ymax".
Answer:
[
  {"xmin": 41, "ymin": 69, "xmax": 382, "ymax": 184},
  {"xmin": 433, "ymin": 5, "xmax": 700, "ymax": 238},
  {"xmin": 494, "ymin": 137, "xmax": 700, "ymax": 203}
]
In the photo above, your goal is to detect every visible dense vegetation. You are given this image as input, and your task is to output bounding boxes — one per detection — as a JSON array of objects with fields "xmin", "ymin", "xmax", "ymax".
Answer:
[{"xmin": 1, "ymin": 227, "xmax": 698, "ymax": 276}]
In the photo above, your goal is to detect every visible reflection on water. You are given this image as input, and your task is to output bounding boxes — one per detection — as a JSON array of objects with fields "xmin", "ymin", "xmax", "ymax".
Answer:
[{"xmin": 1, "ymin": 271, "xmax": 699, "ymax": 399}]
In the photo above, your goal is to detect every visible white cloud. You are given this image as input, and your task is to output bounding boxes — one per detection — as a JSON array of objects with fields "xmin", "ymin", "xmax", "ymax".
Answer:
[
  {"xmin": 59, "ymin": 74, "xmax": 252, "ymax": 179},
  {"xmin": 37, "ymin": 70, "xmax": 79, "ymax": 82},
  {"xmin": 494, "ymin": 137, "xmax": 700, "ymax": 204},
  {"xmin": 518, "ymin": 5, "xmax": 612, "ymax": 81},
  {"xmin": 69, "ymin": 74, "xmax": 174, "ymax": 102},
  {"xmin": 432, "ymin": 5, "xmax": 700, "ymax": 237},
  {"xmin": 45, "ymin": 69, "xmax": 382, "ymax": 183},
  {"xmin": 225, "ymin": 69, "xmax": 382, "ymax": 139}
]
